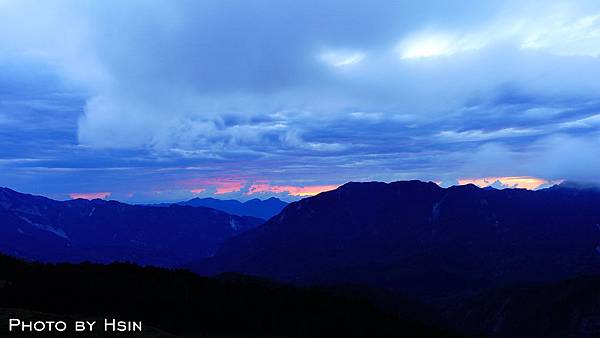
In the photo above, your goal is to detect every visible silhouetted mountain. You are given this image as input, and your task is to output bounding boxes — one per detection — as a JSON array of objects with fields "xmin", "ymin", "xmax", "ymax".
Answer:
[
  {"xmin": 0, "ymin": 187, "xmax": 263, "ymax": 267},
  {"xmin": 178, "ymin": 196, "xmax": 288, "ymax": 219},
  {"xmin": 194, "ymin": 180, "xmax": 600, "ymax": 302},
  {"xmin": 449, "ymin": 275, "xmax": 600, "ymax": 338},
  {"xmin": 147, "ymin": 197, "xmax": 288, "ymax": 220},
  {"xmin": 0, "ymin": 254, "xmax": 461, "ymax": 338}
]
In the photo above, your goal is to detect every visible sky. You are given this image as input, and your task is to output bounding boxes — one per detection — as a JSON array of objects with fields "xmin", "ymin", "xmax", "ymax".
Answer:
[{"xmin": 1, "ymin": 0, "xmax": 600, "ymax": 202}]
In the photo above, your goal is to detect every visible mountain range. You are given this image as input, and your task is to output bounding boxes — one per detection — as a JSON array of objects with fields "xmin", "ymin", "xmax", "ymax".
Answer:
[
  {"xmin": 194, "ymin": 180, "xmax": 600, "ymax": 302},
  {"xmin": 149, "ymin": 196, "xmax": 288, "ymax": 220},
  {"xmin": 0, "ymin": 187, "xmax": 263, "ymax": 266},
  {"xmin": 3, "ymin": 181, "xmax": 600, "ymax": 337}
]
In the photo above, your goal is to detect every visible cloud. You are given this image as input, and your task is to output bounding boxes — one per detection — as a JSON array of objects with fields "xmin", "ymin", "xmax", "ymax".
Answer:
[
  {"xmin": 246, "ymin": 183, "xmax": 340, "ymax": 196},
  {"xmin": 450, "ymin": 132, "xmax": 600, "ymax": 184},
  {"xmin": 9, "ymin": 0, "xmax": 600, "ymax": 154},
  {"xmin": 399, "ymin": 33, "xmax": 486, "ymax": 59},
  {"xmin": 179, "ymin": 176, "xmax": 339, "ymax": 198},
  {"xmin": 180, "ymin": 177, "xmax": 246, "ymax": 195},
  {"xmin": 69, "ymin": 192, "xmax": 111, "ymax": 200},
  {"xmin": 1, "ymin": 1, "xmax": 600, "ymax": 199},
  {"xmin": 320, "ymin": 50, "xmax": 366, "ymax": 67},
  {"xmin": 521, "ymin": 13, "xmax": 600, "ymax": 57},
  {"xmin": 457, "ymin": 176, "xmax": 560, "ymax": 190}
]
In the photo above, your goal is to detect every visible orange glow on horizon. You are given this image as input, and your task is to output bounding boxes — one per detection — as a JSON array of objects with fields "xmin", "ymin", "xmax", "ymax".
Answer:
[
  {"xmin": 247, "ymin": 183, "xmax": 339, "ymax": 197},
  {"xmin": 457, "ymin": 176, "xmax": 562, "ymax": 190},
  {"xmin": 70, "ymin": 192, "xmax": 111, "ymax": 200},
  {"xmin": 179, "ymin": 177, "xmax": 246, "ymax": 195}
]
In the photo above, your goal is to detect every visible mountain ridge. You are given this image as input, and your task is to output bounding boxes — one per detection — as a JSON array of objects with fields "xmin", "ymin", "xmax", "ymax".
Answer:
[
  {"xmin": 0, "ymin": 188, "xmax": 263, "ymax": 267},
  {"xmin": 178, "ymin": 196, "xmax": 288, "ymax": 219},
  {"xmin": 146, "ymin": 196, "xmax": 288, "ymax": 220},
  {"xmin": 193, "ymin": 180, "xmax": 600, "ymax": 302}
]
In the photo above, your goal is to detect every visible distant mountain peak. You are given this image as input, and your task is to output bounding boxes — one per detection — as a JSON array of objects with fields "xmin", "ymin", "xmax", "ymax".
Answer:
[
  {"xmin": 176, "ymin": 196, "xmax": 288, "ymax": 219},
  {"xmin": 0, "ymin": 187, "xmax": 24, "ymax": 196}
]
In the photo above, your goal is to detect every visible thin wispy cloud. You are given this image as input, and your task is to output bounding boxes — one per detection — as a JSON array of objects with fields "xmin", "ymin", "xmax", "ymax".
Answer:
[{"xmin": 70, "ymin": 192, "xmax": 111, "ymax": 200}]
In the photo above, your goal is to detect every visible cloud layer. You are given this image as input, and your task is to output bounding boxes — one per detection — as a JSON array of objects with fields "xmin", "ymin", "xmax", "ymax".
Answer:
[{"xmin": 1, "ymin": 0, "xmax": 600, "ymax": 201}]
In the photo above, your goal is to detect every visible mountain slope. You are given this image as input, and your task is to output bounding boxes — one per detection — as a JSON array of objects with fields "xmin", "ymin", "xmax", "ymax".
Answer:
[
  {"xmin": 0, "ymin": 187, "xmax": 263, "ymax": 267},
  {"xmin": 194, "ymin": 180, "xmax": 600, "ymax": 301},
  {"xmin": 178, "ymin": 196, "xmax": 288, "ymax": 219}
]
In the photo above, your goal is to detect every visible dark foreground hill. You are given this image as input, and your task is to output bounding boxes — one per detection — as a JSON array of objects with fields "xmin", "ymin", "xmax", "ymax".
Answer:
[
  {"xmin": 194, "ymin": 180, "xmax": 600, "ymax": 302},
  {"xmin": 448, "ymin": 275, "xmax": 600, "ymax": 338},
  {"xmin": 0, "ymin": 254, "xmax": 459, "ymax": 338},
  {"xmin": 0, "ymin": 187, "xmax": 263, "ymax": 267}
]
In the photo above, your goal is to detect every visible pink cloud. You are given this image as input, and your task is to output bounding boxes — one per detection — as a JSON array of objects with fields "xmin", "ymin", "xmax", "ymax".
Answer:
[
  {"xmin": 215, "ymin": 181, "xmax": 245, "ymax": 194},
  {"xmin": 70, "ymin": 192, "xmax": 111, "ymax": 200},
  {"xmin": 179, "ymin": 176, "xmax": 247, "ymax": 195},
  {"xmin": 247, "ymin": 183, "xmax": 339, "ymax": 197},
  {"xmin": 177, "ymin": 176, "xmax": 337, "ymax": 197}
]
